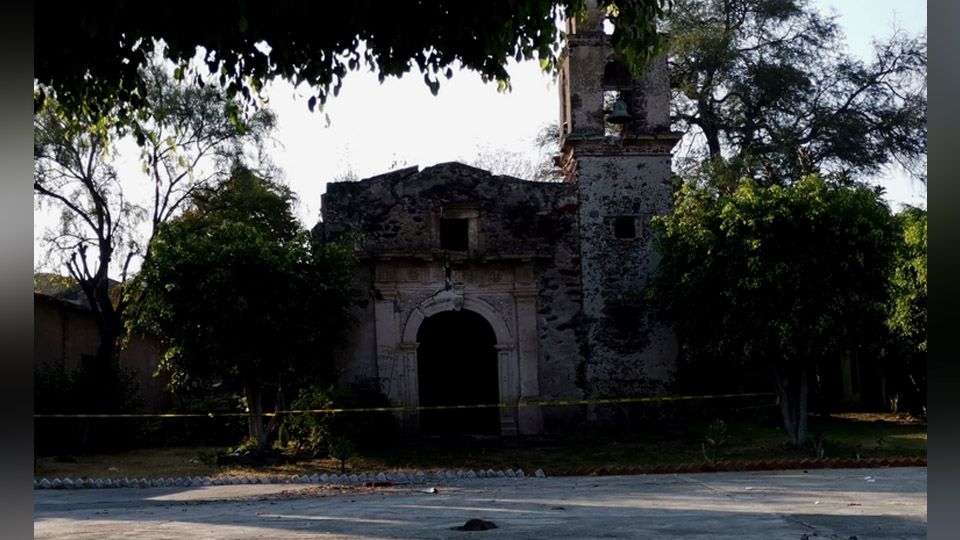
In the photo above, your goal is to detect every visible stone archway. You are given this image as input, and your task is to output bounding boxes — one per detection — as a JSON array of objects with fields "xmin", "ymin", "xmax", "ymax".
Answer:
[
  {"xmin": 400, "ymin": 291, "xmax": 522, "ymax": 435},
  {"xmin": 416, "ymin": 309, "xmax": 499, "ymax": 435}
]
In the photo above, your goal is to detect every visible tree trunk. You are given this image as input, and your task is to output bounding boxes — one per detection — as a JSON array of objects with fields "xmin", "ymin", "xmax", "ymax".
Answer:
[
  {"xmin": 245, "ymin": 383, "xmax": 267, "ymax": 450},
  {"xmin": 774, "ymin": 364, "xmax": 810, "ymax": 447},
  {"xmin": 94, "ymin": 312, "xmax": 122, "ymax": 367},
  {"xmin": 696, "ymin": 97, "xmax": 723, "ymax": 158}
]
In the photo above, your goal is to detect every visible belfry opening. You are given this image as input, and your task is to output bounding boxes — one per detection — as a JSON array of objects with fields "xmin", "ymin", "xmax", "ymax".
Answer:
[{"xmin": 416, "ymin": 309, "xmax": 499, "ymax": 436}]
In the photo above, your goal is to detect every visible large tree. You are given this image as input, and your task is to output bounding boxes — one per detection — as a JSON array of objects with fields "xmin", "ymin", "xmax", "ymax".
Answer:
[
  {"xmin": 649, "ymin": 174, "xmax": 898, "ymax": 446},
  {"xmin": 33, "ymin": 65, "xmax": 275, "ymax": 368},
  {"xmin": 882, "ymin": 206, "xmax": 926, "ymax": 414},
  {"xmin": 35, "ymin": 1, "xmax": 669, "ymax": 123},
  {"xmin": 666, "ymin": 0, "xmax": 927, "ymax": 185},
  {"xmin": 129, "ymin": 168, "xmax": 357, "ymax": 448}
]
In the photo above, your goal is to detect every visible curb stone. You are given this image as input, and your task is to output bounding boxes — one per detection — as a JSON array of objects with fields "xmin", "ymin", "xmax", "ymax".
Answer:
[
  {"xmin": 33, "ymin": 468, "xmax": 531, "ymax": 490},
  {"xmin": 35, "ymin": 458, "xmax": 925, "ymax": 489}
]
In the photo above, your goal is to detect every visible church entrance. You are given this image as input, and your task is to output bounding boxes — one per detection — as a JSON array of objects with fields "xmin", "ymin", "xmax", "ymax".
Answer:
[{"xmin": 416, "ymin": 310, "xmax": 500, "ymax": 436}]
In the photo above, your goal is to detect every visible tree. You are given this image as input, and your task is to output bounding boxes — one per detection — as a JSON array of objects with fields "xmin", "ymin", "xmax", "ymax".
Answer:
[
  {"xmin": 34, "ymin": 66, "xmax": 275, "ymax": 370},
  {"xmin": 649, "ymin": 174, "xmax": 898, "ymax": 446},
  {"xmin": 666, "ymin": 0, "xmax": 926, "ymax": 185},
  {"xmin": 35, "ymin": 1, "xmax": 668, "ymax": 124},
  {"xmin": 129, "ymin": 168, "xmax": 357, "ymax": 449},
  {"xmin": 883, "ymin": 206, "xmax": 926, "ymax": 414}
]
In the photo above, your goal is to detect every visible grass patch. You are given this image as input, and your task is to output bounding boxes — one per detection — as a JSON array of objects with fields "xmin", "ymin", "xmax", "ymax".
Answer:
[{"xmin": 34, "ymin": 413, "xmax": 925, "ymax": 480}]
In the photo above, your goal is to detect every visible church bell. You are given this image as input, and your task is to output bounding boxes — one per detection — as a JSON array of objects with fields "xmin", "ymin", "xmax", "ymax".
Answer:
[{"xmin": 606, "ymin": 99, "xmax": 632, "ymax": 124}]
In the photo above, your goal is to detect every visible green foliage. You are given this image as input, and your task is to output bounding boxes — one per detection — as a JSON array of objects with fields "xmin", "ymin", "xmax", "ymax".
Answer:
[
  {"xmin": 186, "ymin": 167, "xmax": 300, "ymax": 242},
  {"xmin": 36, "ymin": 1, "xmax": 668, "ymax": 125},
  {"xmin": 888, "ymin": 207, "xmax": 927, "ymax": 354},
  {"xmin": 34, "ymin": 360, "xmax": 142, "ymax": 416},
  {"xmin": 701, "ymin": 418, "xmax": 728, "ymax": 464},
  {"xmin": 34, "ymin": 63, "xmax": 275, "ymax": 370},
  {"xmin": 329, "ymin": 437, "xmax": 358, "ymax": 474},
  {"xmin": 649, "ymin": 174, "xmax": 899, "ymax": 444},
  {"xmin": 882, "ymin": 206, "xmax": 926, "ymax": 415},
  {"xmin": 34, "ymin": 359, "xmax": 143, "ymax": 454},
  {"xmin": 281, "ymin": 381, "xmax": 399, "ymax": 457},
  {"xmin": 129, "ymin": 169, "xmax": 357, "ymax": 446},
  {"xmin": 227, "ymin": 437, "xmax": 262, "ymax": 456},
  {"xmin": 666, "ymin": 0, "xmax": 927, "ymax": 183},
  {"xmin": 652, "ymin": 174, "xmax": 897, "ymax": 370}
]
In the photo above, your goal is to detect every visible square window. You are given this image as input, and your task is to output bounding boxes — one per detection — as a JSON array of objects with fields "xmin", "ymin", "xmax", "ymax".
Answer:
[
  {"xmin": 440, "ymin": 218, "xmax": 469, "ymax": 251},
  {"xmin": 613, "ymin": 216, "xmax": 636, "ymax": 239}
]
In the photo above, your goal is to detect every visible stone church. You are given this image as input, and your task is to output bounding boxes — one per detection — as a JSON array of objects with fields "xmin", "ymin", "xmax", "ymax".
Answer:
[{"xmin": 317, "ymin": 8, "xmax": 682, "ymax": 436}]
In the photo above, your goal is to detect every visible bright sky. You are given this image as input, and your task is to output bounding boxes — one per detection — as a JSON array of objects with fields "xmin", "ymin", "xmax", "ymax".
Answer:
[
  {"xmin": 270, "ymin": 0, "xmax": 928, "ymax": 226},
  {"xmin": 33, "ymin": 1, "xmax": 928, "ymax": 277}
]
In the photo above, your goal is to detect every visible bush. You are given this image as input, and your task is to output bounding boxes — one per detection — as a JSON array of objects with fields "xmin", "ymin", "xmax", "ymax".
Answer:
[
  {"xmin": 281, "ymin": 380, "xmax": 398, "ymax": 456},
  {"xmin": 34, "ymin": 358, "xmax": 143, "ymax": 454}
]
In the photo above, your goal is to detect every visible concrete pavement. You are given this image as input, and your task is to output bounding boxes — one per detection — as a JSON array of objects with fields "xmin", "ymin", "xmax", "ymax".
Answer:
[{"xmin": 34, "ymin": 467, "xmax": 926, "ymax": 539}]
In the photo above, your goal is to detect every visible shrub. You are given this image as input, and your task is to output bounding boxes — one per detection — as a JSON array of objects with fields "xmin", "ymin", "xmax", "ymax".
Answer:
[
  {"xmin": 281, "ymin": 380, "xmax": 398, "ymax": 456},
  {"xmin": 34, "ymin": 358, "xmax": 143, "ymax": 454}
]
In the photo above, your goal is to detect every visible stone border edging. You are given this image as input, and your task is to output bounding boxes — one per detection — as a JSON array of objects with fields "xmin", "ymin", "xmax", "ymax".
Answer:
[
  {"xmin": 33, "ymin": 468, "xmax": 543, "ymax": 490},
  {"xmin": 545, "ymin": 456, "xmax": 927, "ymax": 477},
  {"xmin": 33, "ymin": 457, "xmax": 926, "ymax": 490}
]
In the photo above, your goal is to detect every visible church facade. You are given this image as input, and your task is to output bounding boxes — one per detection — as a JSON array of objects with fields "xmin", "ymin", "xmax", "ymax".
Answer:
[{"xmin": 317, "ymin": 8, "xmax": 682, "ymax": 436}]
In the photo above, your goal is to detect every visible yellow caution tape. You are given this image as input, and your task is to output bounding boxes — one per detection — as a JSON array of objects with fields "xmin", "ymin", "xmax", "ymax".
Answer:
[{"xmin": 33, "ymin": 392, "xmax": 775, "ymax": 418}]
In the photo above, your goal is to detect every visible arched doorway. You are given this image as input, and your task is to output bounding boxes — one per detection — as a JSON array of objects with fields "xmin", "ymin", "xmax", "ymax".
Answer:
[{"xmin": 416, "ymin": 309, "xmax": 500, "ymax": 435}]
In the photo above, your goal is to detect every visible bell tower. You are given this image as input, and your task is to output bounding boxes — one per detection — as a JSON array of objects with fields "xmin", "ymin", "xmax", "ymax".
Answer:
[{"xmin": 559, "ymin": 2, "xmax": 682, "ymax": 403}]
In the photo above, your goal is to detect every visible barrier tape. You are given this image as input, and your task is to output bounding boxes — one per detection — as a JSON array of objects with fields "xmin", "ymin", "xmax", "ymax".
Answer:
[{"xmin": 33, "ymin": 392, "xmax": 776, "ymax": 419}]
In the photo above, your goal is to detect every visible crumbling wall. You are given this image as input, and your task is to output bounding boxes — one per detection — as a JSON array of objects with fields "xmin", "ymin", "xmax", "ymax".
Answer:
[
  {"xmin": 320, "ymin": 162, "xmax": 587, "ymax": 433},
  {"xmin": 575, "ymin": 153, "xmax": 678, "ymax": 403}
]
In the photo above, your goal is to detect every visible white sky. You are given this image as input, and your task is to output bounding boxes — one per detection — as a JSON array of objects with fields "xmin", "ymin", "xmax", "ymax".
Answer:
[
  {"xmin": 33, "ymin": 1, "xmax": 928, "ymax": 277},
  {"xmin": 270, "ymin": 0, "xmax": 928, "ymax": 226}
]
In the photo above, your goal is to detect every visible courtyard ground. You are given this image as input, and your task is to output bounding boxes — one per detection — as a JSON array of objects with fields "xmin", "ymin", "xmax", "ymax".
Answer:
[
  {"xmin": 34, "ymin": 412, "xmax": 927, "ymax": 481},
  {"xmin": 34, "ymin": 466, "xmax": 926, "ymax": 540}
]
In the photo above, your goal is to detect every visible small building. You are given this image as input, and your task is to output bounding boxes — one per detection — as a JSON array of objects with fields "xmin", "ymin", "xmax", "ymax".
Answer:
[
  {"xmin": 33, "ymin": 274, "xmax": 169, "ymax": 413},
  {"xmin": 318, "ymin": 6, "xmax": 683, "ymax": 436}
]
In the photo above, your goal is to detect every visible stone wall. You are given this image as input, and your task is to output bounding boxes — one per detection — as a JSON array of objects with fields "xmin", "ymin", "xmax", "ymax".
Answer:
[
  {"xmin": 320, "ymin": 163, "xmax": 586, "ymax": 433},
  {"xmin": 574, "ymin": 150, "xmax": 678, "ymax": 402},
  {"xmin": 558, "ymin": 17, "xmax": 680, "ymax": 423},
  {"xmin": 33, "ymin": 295, "xmax": 170, "ymax": 413}
]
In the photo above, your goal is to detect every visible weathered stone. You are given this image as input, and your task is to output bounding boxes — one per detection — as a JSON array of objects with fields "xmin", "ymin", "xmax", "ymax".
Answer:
[
  {"xmin": 310, "ymin": 2, "xmax": 683, "ymax": 440},
  {"xmin": 38, "ymin": 478, "xmax": 51, "ymax": 489},
  {"xmin": 535, "ymin": 468, "xmax": 546, "ymax": 478}
]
